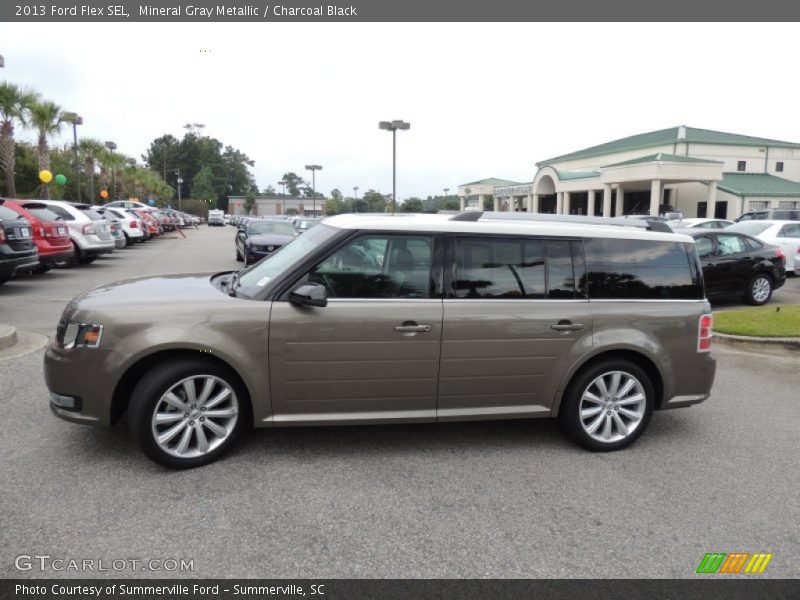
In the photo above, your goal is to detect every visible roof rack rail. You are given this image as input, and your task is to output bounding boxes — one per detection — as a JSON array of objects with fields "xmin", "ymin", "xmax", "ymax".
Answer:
[
  {"xmin": 449, "ymin": 211, "xmax": 483, "ymax": 221},
  {"xmin": 457, "ymin": 210, "xmax": 674, "ymax": 233}
]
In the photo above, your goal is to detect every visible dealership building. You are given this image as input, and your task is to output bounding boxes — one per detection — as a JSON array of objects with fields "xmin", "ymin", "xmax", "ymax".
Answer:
[{"xmin": 459, "ymin": 126, "xmax": 800, "ymax": 220}]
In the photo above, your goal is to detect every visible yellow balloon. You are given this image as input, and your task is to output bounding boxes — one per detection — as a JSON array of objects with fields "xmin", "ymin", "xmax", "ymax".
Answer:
[{"xmin": 39, "ymin": 170, "xmax": 53, "ymax": 184}]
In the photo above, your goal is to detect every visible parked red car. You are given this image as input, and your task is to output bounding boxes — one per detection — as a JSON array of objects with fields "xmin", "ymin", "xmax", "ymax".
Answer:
[
  {"xmin": 3, "ymin": 199, "xmax": 74, "ymax": 271},
  {"xmin": 135, "ymin": 209, "xmax": 160, "ymax": 236}
]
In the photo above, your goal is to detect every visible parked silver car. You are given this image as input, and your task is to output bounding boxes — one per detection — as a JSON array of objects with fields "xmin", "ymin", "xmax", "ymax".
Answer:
[
  {"xmin": 38, "ymin": 201, "xmax": 115, "ymax": 264},
  {"xmin": 45, "ymin": 212, "xmax": 716, "ymax": 468}
]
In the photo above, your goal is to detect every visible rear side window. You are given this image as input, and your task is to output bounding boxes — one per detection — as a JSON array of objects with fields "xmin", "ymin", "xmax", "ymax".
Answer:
[
  {"xmin": 716, "ymin": 234, "xmax": 747, "ymax": 255},
  {"xmin": 779, "ymin": 224, "xmax": 800, "ymax": 238},
  {"xmin": 79, "ymin": 209, "xmax": 104, "ymax": 221},
  {"xmin": 453, "ymin": 237, "xmax": 583, "ymax": 299},
  {"xmin": 584, "ymin": 238, "xmax": 702, "ymax": 300}
]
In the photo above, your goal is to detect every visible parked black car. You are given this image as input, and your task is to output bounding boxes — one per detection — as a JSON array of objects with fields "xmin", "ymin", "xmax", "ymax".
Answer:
[
  {"xmin": 0, "ymin": 200, "xmax": 39, "ymax": 284},
  {"xmin": 675, "ymin": 228, "xmax": 786, "ymax": 305},
  {"xmin": 235, "ymin": 218, "xmax": 297, "ymax": 266}
]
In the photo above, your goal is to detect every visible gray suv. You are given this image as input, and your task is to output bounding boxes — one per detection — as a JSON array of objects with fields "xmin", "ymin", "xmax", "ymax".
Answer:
[{"xmin": 45, "ymin": 213, "xmax": 716, "ymax": 468}]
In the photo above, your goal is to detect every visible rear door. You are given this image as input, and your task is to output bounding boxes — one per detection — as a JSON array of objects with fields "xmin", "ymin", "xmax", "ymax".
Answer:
[
  {"xmin": 438, "ymin": 235, "xmax": 592, "ymax": 419},
  {"xmin": 714, "ymin": 233, "xmax": 752, "ymax": 293},
  {"xmin": 268, "ymin": 232, "xmax": 444, "ymax": 423}
]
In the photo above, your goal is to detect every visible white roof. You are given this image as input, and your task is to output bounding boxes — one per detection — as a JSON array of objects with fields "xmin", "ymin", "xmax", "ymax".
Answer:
[{"xmin": 322, "ymin": 213, "xmax": 694, "ymax": 243}]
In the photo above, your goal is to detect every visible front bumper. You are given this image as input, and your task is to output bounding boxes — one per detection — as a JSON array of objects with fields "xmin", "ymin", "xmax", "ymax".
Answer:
[
  {"xmin": 246, "ymin": 248, "xmax": 278, "ymax": 264},
  {"xmin": 44, "ymin": 343, "xmax": 113, "ymax": 426}
]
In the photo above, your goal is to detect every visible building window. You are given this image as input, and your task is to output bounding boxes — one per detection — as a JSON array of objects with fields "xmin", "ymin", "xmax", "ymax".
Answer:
[
  {"xmin": 737, "ymin": 161, "xmax": 746, "ymax": 172},
  {"xmin": 776, "ymin": 161, "xmax": 784, "ymax": 172},
  {"xmin": 778, "ymin": 201, "xmax": 798, "ymax": 210},
  {"xmin": 749, "ymin": 201, "xmax": 768, "ymax": 211}
]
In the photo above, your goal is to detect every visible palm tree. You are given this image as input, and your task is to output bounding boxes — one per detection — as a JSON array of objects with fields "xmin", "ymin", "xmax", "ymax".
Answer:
[
  {"xmin": 78, "ymin": 138, "xmax": 104, "ymax": 203},
  {"xmin": 0, "ymin": 82, "xmax": 38, "ymax": 197},
  {"xmin": 29, "ymin": 100, "xmax": 64, "ymax": 198}
]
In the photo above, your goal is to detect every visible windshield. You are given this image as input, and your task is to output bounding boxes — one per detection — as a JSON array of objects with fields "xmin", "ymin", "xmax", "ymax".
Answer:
[
  {"xmin": 727, "ymin": 222, "xmax": 771, "ymax": 236},
  {"xmin": 248, "ymin": 220, "xmax": 297, "ymax": 236},
  {"xmin": 237, "ymin": 224, "xmax": 341, "ymax": 295}
]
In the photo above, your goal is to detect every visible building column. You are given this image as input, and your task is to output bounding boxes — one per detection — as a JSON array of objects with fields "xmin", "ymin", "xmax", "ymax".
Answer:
[
  {"xmin": 615, "ymin": 187, "xmax": 625, "ymax": 216},
  {"xmin": 527, "ymin": 194, "xmax": 534, "ymax": 212},
  {"xmin": 587, "ymin": 190, "xmax": 596, "ymax": 216},
  {"xmin": 556, "ymin": 192, "xmax": 563, "ymax": 214},
  {"xmin": 602, "ymin": 184, "xmax": 612, "ymax": 217},
  {"xmin": 706, "ymin": 181, "xmax": 717, "ymax": 219},
  {"xmin": 650, "ymin": 179, "xmax": 662, "ymax": 216},
  {"xmin": 460, "ymin": 195, "xmax": 465, "ymax": 211},
  {"xmin": 563, "ymin": 192, "xmax": 571, "ymax": 215}
]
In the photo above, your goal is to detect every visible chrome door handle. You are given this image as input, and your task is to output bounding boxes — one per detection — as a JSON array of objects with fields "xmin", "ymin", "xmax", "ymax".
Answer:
[
  {"xmin": 394, "ymin": 324, "xmax": 432, "ymax": 333},
  {"xmin": 551, "ymin": 322, "xmax": 584, "ymax": 331}
]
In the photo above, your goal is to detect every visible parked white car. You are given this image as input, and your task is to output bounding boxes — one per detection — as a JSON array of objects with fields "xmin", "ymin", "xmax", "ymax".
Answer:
[
  {"xmin": 668, "ymin": 218, "xmax": 734, "ymax": 230},
  {"xmin": 727, "ymin": 220, "xmax": 800, "ymax": 274},
  {"xmin": 103, "ymin": 207, "xmax": 145, "ymax": 245},
  {"xmin": 38, "ymin": 201, "xmax": 116, "ymax": 264}
]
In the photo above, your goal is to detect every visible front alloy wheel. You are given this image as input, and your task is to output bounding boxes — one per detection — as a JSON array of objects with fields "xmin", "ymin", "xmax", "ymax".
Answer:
[{"xmin": 129, "ymin": 358, "xmax": 248, "ymax": 468}]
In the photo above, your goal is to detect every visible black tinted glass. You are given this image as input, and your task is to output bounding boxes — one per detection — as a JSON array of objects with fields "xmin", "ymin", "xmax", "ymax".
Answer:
[
  {"xmin": 584, "ymin": 238, "xmax": 701, "ymax": 300},
  {"xmin": 25, "ymin": 207, "xmax": 60, "ymax": 221},
  {"xmin": 0, "ymin": 205, "xmax": 19, "ymax": 220},
  {"xmin": 455, "ymin": 237, "xmax": 546, "ymax": 299},
  {"xmin": 546, "ymin": 240, "xmax": 576, "ymax": 299},
  {"xmin": 46, "ymin": 205, "xmax": 74, "ymax": 220}
]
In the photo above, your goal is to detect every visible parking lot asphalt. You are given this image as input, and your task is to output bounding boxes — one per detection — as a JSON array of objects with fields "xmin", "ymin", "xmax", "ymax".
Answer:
[{"xmin": 0, "ymin": 226, "xmax": 799, "ymax": 579}]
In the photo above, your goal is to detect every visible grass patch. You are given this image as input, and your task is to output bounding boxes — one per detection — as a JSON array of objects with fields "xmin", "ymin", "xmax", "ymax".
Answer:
[{"xmin": 714, "ymin": 305, "xmax": 800, "ymax": 337}]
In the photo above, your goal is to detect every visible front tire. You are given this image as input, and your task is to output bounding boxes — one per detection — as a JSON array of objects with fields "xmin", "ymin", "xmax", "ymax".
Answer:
[
  {"xmin": 745, "ymin": 273, "xmax": 772, "ymax": 305},
  {"xmin": 559, "ymin": 359, "xmax": 654, "ymax": 452},
  {"xmin": 235, "ymin": 248, "xmax": 243, "ymax": 262},
  {"xmin": 128, "ymin": 357, "xmax": 248, "ymax": 469}
]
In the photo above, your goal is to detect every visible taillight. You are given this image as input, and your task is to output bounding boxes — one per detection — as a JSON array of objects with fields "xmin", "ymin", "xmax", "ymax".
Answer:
[
  {"xmin": 130, "ymin": 220, "xmax": 138, "ymax": 228},
  {"xmin": 39, "ymin": 227, "xmax": 46, "ymax": 238},
  {"xmin": 775, "ymin": 249, "xmax": 786, "ymax": 262},
  {"xmin": 698, "ymin": 314, "xmax": 713, "ymax": 352},
  {"xmin": 0, "ymin": 228, "xmax": 5, "ymax": 244},
  {"xmin": 82, "ymin": 224, "xmax": 95, "ymax": 235}
]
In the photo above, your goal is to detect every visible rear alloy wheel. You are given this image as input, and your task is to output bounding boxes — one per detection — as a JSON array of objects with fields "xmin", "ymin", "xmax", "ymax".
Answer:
[
  {"xmin": 745, "ymin": 274, "xmax": 772, "ymax": 305},
  {"xmin": 129, "ymin": 358, "xmax": 248, "ymax": 468},
  {"xmin": 560, "ymin": 359, "xmax": 654, "ymax": 451}
]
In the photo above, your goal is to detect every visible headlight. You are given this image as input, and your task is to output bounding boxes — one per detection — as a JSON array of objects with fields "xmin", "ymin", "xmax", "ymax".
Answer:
[{"xmin": 58, "ymin": 321, "xmax": 104, "ymax": 349}]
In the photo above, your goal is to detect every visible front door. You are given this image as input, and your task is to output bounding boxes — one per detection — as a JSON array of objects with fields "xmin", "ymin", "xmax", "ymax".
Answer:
[
  {"xmin": 714, "ymin": 233, "xmax": 752, "ymax": 294},
  {"xmin": 268, "ymin": 233, "xmax": 443, "ymax": 424},
  {"xmin": 438, "ymin": 236, "xmax": 592, "ymax": 419}
]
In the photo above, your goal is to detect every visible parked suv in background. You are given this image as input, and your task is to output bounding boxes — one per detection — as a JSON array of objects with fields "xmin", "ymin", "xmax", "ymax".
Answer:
[
  {"xmin": 45, "ymin": 212, "xmax": 716, "ymax": 468},
  {"xmin": 0, "ymin": 199, "xmax": 39, "ymax": 284},
  {"xmin": 39, "ymin": 200, "xmax": 115, "ymax": 264},
  {"xmin": 737, "ymin": 208, "xmax": 800, "ymax": 221},
  {"xmin": 2, "ymin": 200, "xmax": 73, "ymax": 272}
]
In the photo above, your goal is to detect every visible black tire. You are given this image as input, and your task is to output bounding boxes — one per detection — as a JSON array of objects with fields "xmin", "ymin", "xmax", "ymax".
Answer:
[
  {"xmin": 744, "ymin": 273, "xmax": 773, "ymax": 306},
  {"xmin": 559, "ymin": 358, "xmax": 655, "ymax": 452},
  {"xmin": 128, "ymin": 357, "xmax": 249, "ymax": 469},
  {"xmin": 235, "ymin": 248, "xmax": 243, "ymax": 262},
  {"xmin": 32, "ymin": 264, "xmax": 52, "ymax": 274},
  {"xmin": 123, "ymin": 232, "xmax": 131, "ymax": 247},
  {"xmin": 77, "ymin": 254, "xmax": 97, "ymax": 265}
]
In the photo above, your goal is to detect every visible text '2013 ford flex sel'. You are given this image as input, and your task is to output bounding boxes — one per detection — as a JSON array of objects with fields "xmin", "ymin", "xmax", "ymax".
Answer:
[{"xmin": 45, "ymin": 212, "xmax": 716, "ymax": 468}]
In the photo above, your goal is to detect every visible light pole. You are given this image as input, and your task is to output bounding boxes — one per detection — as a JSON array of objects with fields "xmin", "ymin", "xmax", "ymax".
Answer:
[
  {"xmin": 0, "ymin": 55, "xmax": 5, "ymax": 68},
  {"xmin": 353, "ymin": 186, "xmax": 359, "ymax": 213},
  {"xmin": 175, "ymin": 169, "xmax": 183, "ymax": 210},
  {"xmin": 64, "ymin": 113, "xmax": 82, "ymax": 202},
  {"xmin": 104, "ymin": 141, "xmax": 117, "ymax": 200},
  {"xmin": 378, "ymin": 120, "xmax": 410, "ymax": 214},
  {"xmin": 443, "ymin": 187, "xmax": 449, "ymax": 208},
  {"xmin": 305, "ymin": 164, "xmax": 322, "ymax": 216},
  {"xmin": 278, "ymin": 180, "xmax": 288, "ymax": 215}
]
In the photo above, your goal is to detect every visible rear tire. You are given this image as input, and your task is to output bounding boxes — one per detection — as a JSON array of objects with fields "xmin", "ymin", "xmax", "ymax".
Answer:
[
  {"xmin": 236, "ymin": 249, "xmax": 243, "ymax": 262},
  {"xmin": 559, "ymin": 358, "xmax": 655, "ymax": 452},
  {"xmin": 128, "ymin": 357, "xmax": 249, "ymax": 469},
  {"xmin": 32, "ymin": 264, "xmax": 51, "ymax": 274},
  {"xmin": 745, "ymin": 273, "xmax": 772, "ymax": 305}
]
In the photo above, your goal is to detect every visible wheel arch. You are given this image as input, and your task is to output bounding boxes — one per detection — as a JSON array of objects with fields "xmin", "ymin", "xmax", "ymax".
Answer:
[
  {"xmin": 110, "ymin": 349, "xmax": 253, "ymax": 425},
  {"xmin": 553, "ymin": 348, "xmax": 665, "ymax": 416}
]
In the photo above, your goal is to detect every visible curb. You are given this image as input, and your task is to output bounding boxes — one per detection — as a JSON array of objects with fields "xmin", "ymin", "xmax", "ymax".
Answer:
[
  {"xmin": 0, "ymin": 324, "xmax": 18, "ymax": 351},
  {"xmin": 714, "ymin": 331, "xmax": 800, "ymax": 352}
]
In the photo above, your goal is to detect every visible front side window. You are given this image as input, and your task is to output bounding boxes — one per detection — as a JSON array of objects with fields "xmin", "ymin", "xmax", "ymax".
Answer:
[
  {"xmin": 716, "ymin": 234, "xmax": 746, "ymax": 255},
  {"xmin": 584, "ymin": 238, "xmax": 701, "ymax": 300},
  {"xmin": 308, "ymin": 234, "xmax": 434, "ymax": 299}
]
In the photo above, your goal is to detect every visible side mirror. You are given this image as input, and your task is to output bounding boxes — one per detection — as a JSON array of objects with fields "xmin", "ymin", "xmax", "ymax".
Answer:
[
  {"xmin": 289, "ymin": 283, "xmax": 327, "ymax": 308},
  {"xmin": 237, "ymin": 230, "xmax": 246, "ymax": 237}
]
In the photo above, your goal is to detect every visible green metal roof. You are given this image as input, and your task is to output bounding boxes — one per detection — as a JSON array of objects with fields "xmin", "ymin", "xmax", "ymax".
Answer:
[
  {"xmin": 537, "ymin": 126, "xmax": 800, "ymax": 166},
  {"xmin": 717, "ymin": 173, "xmax": 800, "ymax": 197},
  {"xmin": 461, "ymin": 177, "xmax": 524, "ymax": 187},
  {"xmin": 603, "ymin": 153, "xmax": 723, "ymax": 168},
  {"xmin": 556, "ymin": 169, "xmax": 600, "ymax": 180}
]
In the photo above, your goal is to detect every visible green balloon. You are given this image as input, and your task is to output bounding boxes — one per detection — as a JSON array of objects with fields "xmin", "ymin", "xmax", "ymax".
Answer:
[{"xmin": 54, "ymin": 173, "xmax": 67, "ymax": 186}]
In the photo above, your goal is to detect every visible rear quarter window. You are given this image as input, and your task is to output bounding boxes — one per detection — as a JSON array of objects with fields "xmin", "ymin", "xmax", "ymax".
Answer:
[{"xmin": 584, "ymin": 238, "xmax": 702, "ymax": 300}]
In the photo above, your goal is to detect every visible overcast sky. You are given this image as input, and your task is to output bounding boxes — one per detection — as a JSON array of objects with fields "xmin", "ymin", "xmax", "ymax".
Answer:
[{"xmin": 1, "ymin": 22, "xmax": 799, "ymax": 199}]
